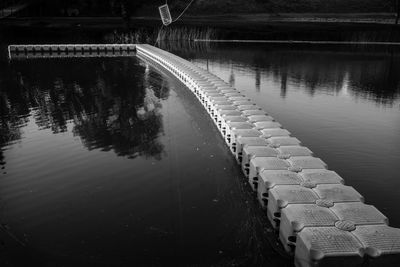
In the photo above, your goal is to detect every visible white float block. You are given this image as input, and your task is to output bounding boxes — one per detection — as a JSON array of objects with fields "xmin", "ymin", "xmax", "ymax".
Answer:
[
  {"xmin": 213, "ymin": 105, "xmax": 238, "ymax": 122},
  {"xmin": 269, "ymin": 136, "xmax": 301, "ymax": 147},
  {"xmin": 203, "ymin": 92, "xmax": 224, "ymax": 103},
  {"xmin": 248, "ymin": 158, "xmax": 290, "ymax": 191},
  {"xmin": 242, "ymin": 109, "xmax": 268, "ymax": 116},
  {"xmin": 257, "ymin": 170, "xmax": 302, "ymax": 208},
  {"xmin": 242, "ymin": 146, "xmax": 278, "ymax": 176},
  {"xmin": 217, "ymin": 110, "xmax": 243, "ymax": 127},
  {"xmin": 224, "ymin": 93, "xmax": 244, "ymax": 99},
  {"xmin": 208, "ymin": 100, "xmax": 232, "ymax": 115},
  {"xmin": 235, "ymin": 137, "xmax": 270, "ymax": 164},
  {"xmin": 253, "ymin": 121, "xmax": 281, "ymax": 130},
  {"xmin": 207, "ymin": 96, "xmax": 230, "ymax": 110},
  {"xmin": 205, "ymin": 94, "xmax": 229, "ymax": 107},
  {"xmin": 331, "ymin": 202, "xmax": 388, "ymax": 225},
  {"xmin": 228, "ymin": 96, "xmax": 251, "ymax": 102},
  {"xmin": 267, "ymin": 185, "xmax": 319, "ymax": 228},
  {"xmin": 247, "ymin": 115, "xmax": 275, "ymax": 125},
  {"xmin": 261, "ymin": 128, "xmax": 291, "ymax": 138},
  {"xmin": 353, "ymin": 225, "xmax": 400, "ymax": 267},
  {"xmin": 277, "ymin": 146, "xmax": 313, "ymax": 157},
  {"xmin": 280, "ymin": 203, "xmax": 338, "ymax": 252},
  {"xmin": 314, "ymin": 184, "xmax": 364, "ymax": 203},
  {"xmin": 198, "ymin": 87, "xmax": 218, "ymax": 98},
  {"xmin": 229, "ymin": 129, "xmax": 262, "ymax": 148},
  {"xmin": 300, "ymin": 169, "xmax": 344, "ymax": 184},
  {"xmin": 232, "ymin": 100, "xmax": 255, "ymax": 106},
  {"xmin": 225, "ymin": 122, "xmax": 254, "ymax": 141},
  {"xmin": 237, "ymin": 105, "xmax": 262, "ymax": 111},
  {"xmin": 294, "ymin": 226, "xmax": 364, "ymax": 267},
  {"xmin": 220, "ymin": 89, "xmax": 239, "ymax": 95},
  {"xmin": 220, "ymin": 115, "xmax": 248, "ymax": 132},
  {"xmin": 287, "ymin": 156, "xmax": 328, "ymax": 170}
]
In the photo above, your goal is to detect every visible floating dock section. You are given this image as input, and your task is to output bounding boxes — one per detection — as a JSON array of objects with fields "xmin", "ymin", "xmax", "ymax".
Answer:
[
  {"xmin": 136, "ymin": 44, "xmax": 400, "ymax": 267},
  {"xmin": 8, "ymin": 44, "xmax": 136, "ymax": 59}
]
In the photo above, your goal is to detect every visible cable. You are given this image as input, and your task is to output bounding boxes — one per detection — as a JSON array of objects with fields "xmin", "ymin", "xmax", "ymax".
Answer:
[
  {"xmin": 172, "ymin": 0, "xmax": 195, "ymax": 22},
  {"xmin": 154, "ymin": 24, "xmax": 165, "ymax": 46}
]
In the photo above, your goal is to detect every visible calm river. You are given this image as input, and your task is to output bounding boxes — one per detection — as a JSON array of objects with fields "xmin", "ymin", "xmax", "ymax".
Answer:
[{"xmin": 0, "ymin": 40, "xmax": 399, "ymax": 266}]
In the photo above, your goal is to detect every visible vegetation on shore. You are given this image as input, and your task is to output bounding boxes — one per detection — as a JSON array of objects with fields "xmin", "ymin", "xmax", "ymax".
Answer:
[{"xmin": 16, "ymin": 0, "xmax": 400, "ymax": 17}]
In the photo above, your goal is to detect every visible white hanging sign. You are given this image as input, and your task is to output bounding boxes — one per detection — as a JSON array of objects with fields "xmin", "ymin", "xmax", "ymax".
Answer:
[{"xmin": 159, "ymin": 4, "xmax": 172, "ymax": 26}]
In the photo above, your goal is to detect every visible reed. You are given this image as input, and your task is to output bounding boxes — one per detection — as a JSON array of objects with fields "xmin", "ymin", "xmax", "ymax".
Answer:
[{"xmin": 104, "ymin": 26, "xmax": 219, "ymax": 44}]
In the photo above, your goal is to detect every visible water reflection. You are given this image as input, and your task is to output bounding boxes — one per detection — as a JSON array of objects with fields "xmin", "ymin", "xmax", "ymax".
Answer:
[
  {"xmin": 169, "ymin": 43, "xmax": 400, "ymax": 106},
  {"xmin": 168, "ymin": 41, "xmax": 400, "ymax": 227},
  {"xmin": 0, "ymin": 57, "xmax": 168, "ymax": 160}
]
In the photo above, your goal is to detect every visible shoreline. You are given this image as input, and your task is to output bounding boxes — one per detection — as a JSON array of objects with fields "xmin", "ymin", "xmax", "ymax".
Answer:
[{"xmin": 1, "ymin": 14, "xmax": 400, "ymax": 43}]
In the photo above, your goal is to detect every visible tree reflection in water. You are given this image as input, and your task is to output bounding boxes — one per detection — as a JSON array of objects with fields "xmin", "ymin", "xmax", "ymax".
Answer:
[
  {"xmin": 168, "ymin": 42, "xmax": 400, "ymax": 106},
  {"xmin": 0, "ymin": 57, "xmax": 168, "ymax": 161}
]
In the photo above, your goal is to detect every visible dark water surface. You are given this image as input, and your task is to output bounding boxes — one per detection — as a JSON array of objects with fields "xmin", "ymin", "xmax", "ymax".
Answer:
[
  {"xmin": 0, "ymin": 53, "xmax": 288, "ymax": 266},
  {"xmin": 0, "ymin": 39, "xmax": 400, "ymax": 267},
  {"xmin": 170, "ymin": 42, "xmax": 400, "ymax": 226}
]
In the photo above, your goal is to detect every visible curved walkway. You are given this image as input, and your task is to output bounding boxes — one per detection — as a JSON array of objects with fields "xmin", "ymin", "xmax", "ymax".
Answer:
[{"xmin": 136, "ymin": 44, "xmax": 400, "ymax": 267}]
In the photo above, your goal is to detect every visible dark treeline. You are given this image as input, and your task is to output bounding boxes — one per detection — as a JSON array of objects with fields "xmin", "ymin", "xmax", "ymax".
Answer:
[{"xmin": 21, "ymin": 0, "xmax": 400, "ymax": 16}]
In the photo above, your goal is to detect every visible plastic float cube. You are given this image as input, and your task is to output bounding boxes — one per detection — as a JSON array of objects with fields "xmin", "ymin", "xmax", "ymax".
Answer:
[
  {"xmin": 202, "ymin": 92, "xmax": 224, "ymax": 104},
  {"xmin": 261, "ymin": 128, "xmax": 291, "ymax": 138},
  {"xmin": 257, "ymin": 170, "xmax": 302, "ymax": 208},
  {"xmin": 202, "ymin": 89, "xmax": 223, "ymax": 97},
  {"xmin": 211, "ymin": 103, "xmax": 237, "ymax": 113},
  {"xmin": 280, "ymin": 202, "xmax": 388, "ymax": 254},
  {"xmin": 219, "ymin": 89, "xmax": 239, "ymax": 95},
  {"xmin": 280, "ymin": 203, "xmax": 338, "ymax": 252},
  {"xmin": 229, "ymin": 129, "xmax": 262, "ymax": 150},
  {"xmin": 204, "ymin": 95, "xmax": 228, "ymax": 107},
  {"xmin": 237, "ymin": 105, "xmax": 262, "ymax": 111},
  {"xmin": 242, "ymin": 109, "xmax": 268, "ymax": 116},
  {"xmin": 253, "ymin": 121, "xmax": 281, "ymax": 130},
  {"xmin": 212, "ymin": 80, "xmax": 229, "ymax": 86},
  {"xmin": 228, "ymin": 96, "xmax": 251, "ymax": 102},
  {"xmin": 197, "ymin": 86, "xmax": 218, "ymax": 98},
  {"xmin": 206, "ymin": 96, "xmax": 230, "ymax": 110},
  {"xmin": 224, "ymin": 92, "xmax": 244, "ymax": 98},
  {"xmin": 224, "ymin": 121, "xmax": 254, "ymax": 140},
  {"xmin": 277, "ymin": 146, "xmax": 313, "ymax": 157},
  {"xmin": 294, "ymin": 226, "xmax": 364, "ymax": 267},
  {"xmin": 215, "ymin": 87, "xmax": 236, "ymax": 93},
  {"xmin": 269, "ymin": 136, "xmax": 301, "ymax": 147},
  {"xmin": 300, "ymin": 169, "xmax": 344, "ymax": 185},
  {"xmin": 241, "ymin": 146, "xmax": 278, "ymax": 176},
  {"xmin": 331, "ymin": 202, "xmax": 388, "ymax": 225},
  {"xmin": 287, "ymin": 156, "xmax": 328, "ymax": 170},
  {"xmin": 219, "ymin": 115, "xmax": 248, "ymax": 133},
  {"xmin": 216, "ymin": 110, "xmax": 243, "ymax": 127},
  {"xmin": 213, "ymin": 105, "xmax": 238, "ymax": 121},
  {"xmin": 208, "ymin": 100, "xmax": 232, "ymax": 115},
  {"xmin": 205, "ymin": 77, "xmax": 221, "ymax": 82},
  {"xmin": 235, "ymin": 137, "xmax": 270, "ymax": 164},
  {"xmin": 314, "ymin": 184, "xmax": 364, "ymax": 203},
  {"xmin": 353, "ymin": 225, "xmax": 400, "ymax": 267},
  {"xmin": 232, "ymin": 100, "xmax": 255, "ymax": 106},
  {"xmin": 248, "ymin": 158, "xmax": 290, "ymax": 191},
  {"xmin": 267, "ymin": 185, "xmax": 319, "ymax": 228},
  {"xmin": 212, "ymin": 82, "xmax": 230, "ymax": 87}
]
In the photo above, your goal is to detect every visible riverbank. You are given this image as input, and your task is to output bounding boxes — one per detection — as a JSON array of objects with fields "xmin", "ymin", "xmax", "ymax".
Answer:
[{"xmin": 1, "ymin": 14, "xmax": 400, "ymax": 43}]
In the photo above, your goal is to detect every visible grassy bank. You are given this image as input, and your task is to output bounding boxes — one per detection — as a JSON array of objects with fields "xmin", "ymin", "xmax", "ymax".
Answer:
[{"xmin": 2, "ymin": 14, "xmax": 400, "ymax": 43}]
